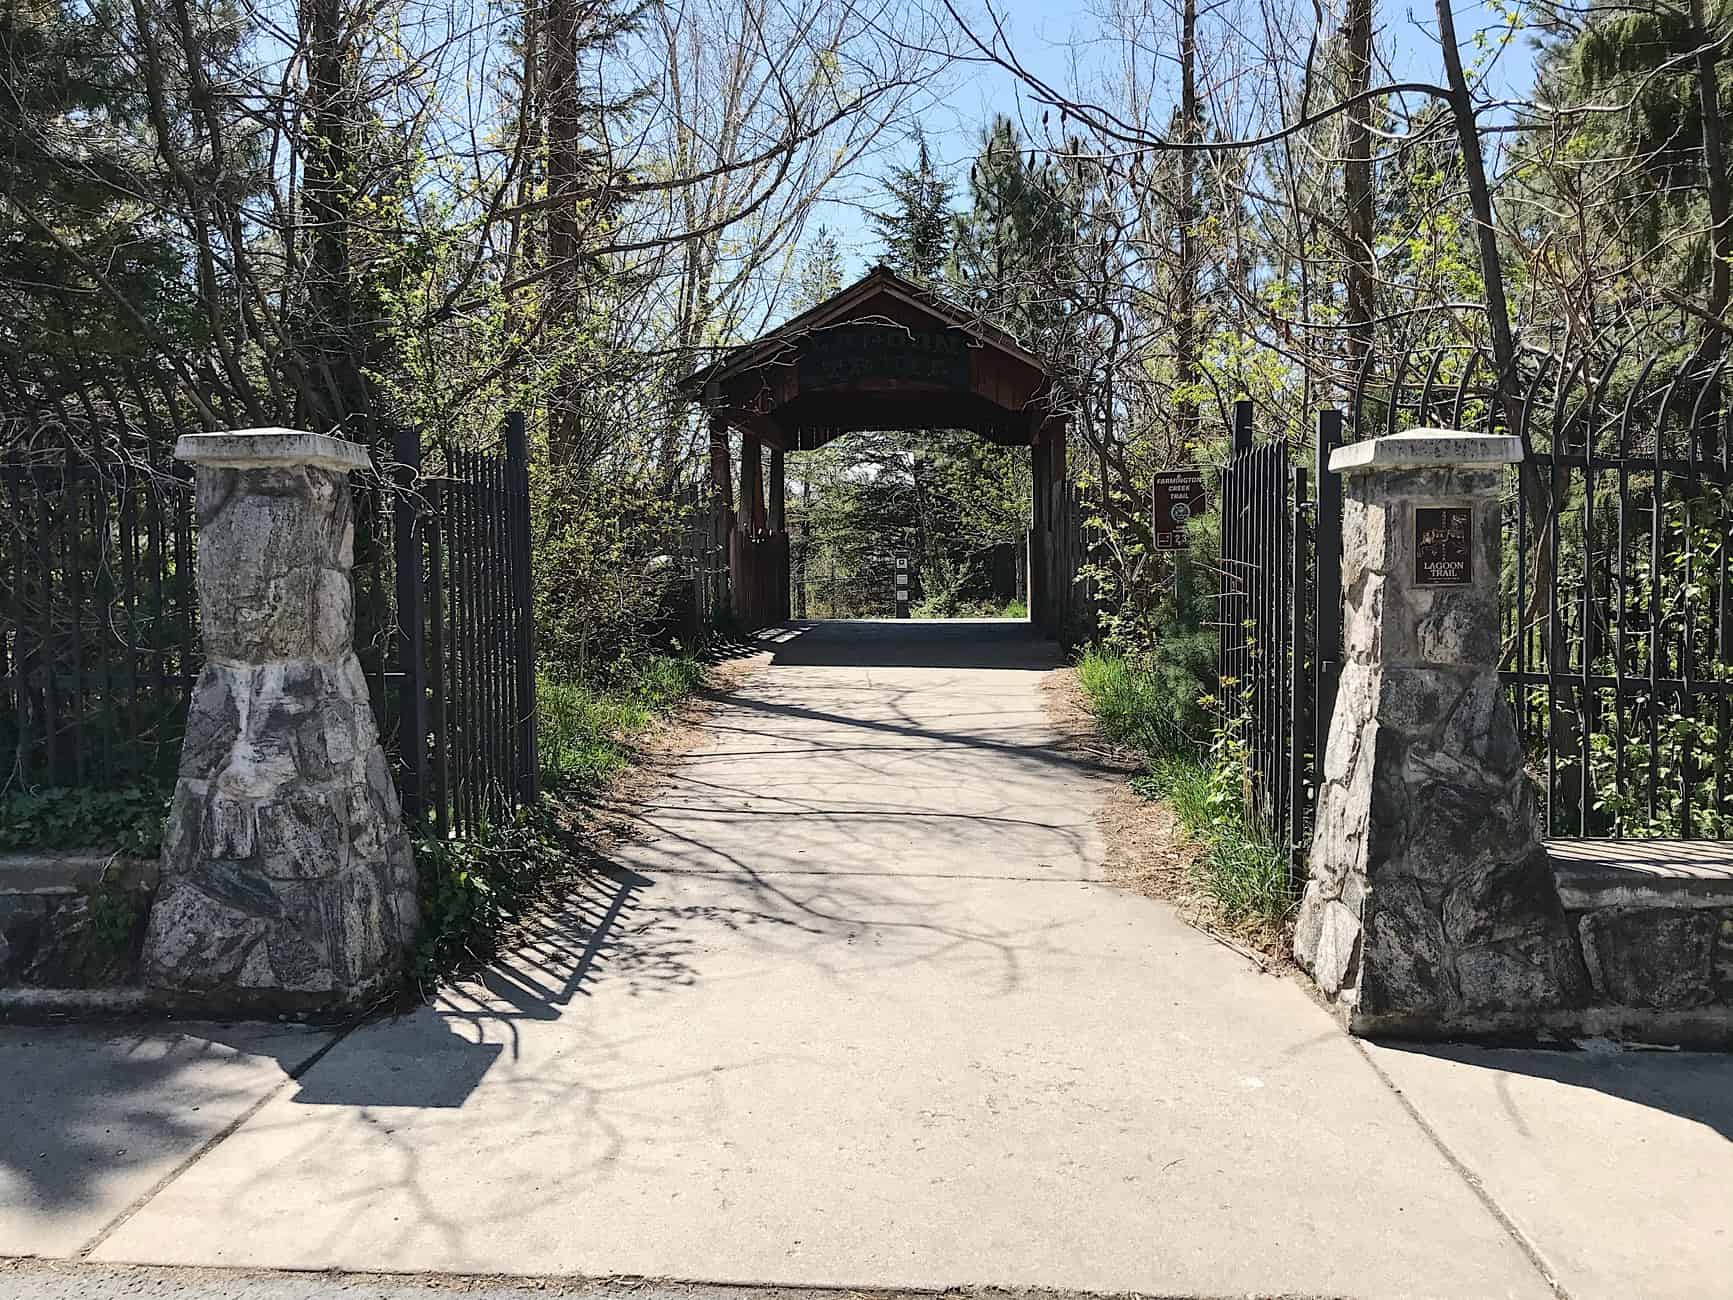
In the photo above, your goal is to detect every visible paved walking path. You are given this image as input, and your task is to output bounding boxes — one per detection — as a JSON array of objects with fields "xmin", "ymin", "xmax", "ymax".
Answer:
[{"xmin": 3, "ymin": 621, "xmax": 1730, "ymax": 1299}]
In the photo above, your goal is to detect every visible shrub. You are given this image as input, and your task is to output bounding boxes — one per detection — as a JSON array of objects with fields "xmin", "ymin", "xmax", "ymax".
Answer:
[
  {"xmin": 411, "ymin": 808, "xmax": 565, "ymax": 986},
  {"xmin": 0, "ymin": 785, "xmax": 170, "ymax": 856}
]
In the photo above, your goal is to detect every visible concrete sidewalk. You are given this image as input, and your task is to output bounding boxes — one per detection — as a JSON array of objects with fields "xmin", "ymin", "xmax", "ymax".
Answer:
[{"xmin": 3, "ymin": 621, "xmax": 1729, "ymax": 1299}]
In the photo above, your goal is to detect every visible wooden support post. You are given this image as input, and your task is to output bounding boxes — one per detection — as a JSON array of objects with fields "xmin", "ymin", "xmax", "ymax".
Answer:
[
  {"xmin": 1050, "ymin": 429, "xmax": 1069, "ymax": 637},
  {"xmin": 709, "ymin": 416, "xmax": 732, "ymax": 508},
  {"xmin": 768, "ymin": 447, "xmax": 785, "ymax": 532},
  {"xmin": 740, "ymin": 435, "xmax": 764, "ymax": 535},
  {"xmin": 1029, "ymin": 437, "xmax": 1049, "ymax": 633}
]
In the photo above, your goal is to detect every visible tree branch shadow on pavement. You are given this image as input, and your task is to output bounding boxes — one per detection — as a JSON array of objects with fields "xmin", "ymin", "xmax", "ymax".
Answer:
[
  {"xmin": 1372, "ymin": 1040, "xmax": 1733, "ymax": 1142},
  {"xmin": 0, "ymin": 1021, "xmax": 333, "ymax": 1233}
]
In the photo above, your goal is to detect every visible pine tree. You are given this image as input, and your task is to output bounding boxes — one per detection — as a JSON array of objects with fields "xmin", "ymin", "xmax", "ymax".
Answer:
[
  {"xmin": 795, "ymin": 226, "xmax": 846, "ymax": 309},
  {"xmin": 950, "ymin": 115, "xmax": 1072, "ymax": 345},
  {"xmin": 866, "ymin": 127, "xmax": 954, "ymax": 285},
  {"xmin": 0, "ymin": 0, "xmax": 200, "ymax": 362}
]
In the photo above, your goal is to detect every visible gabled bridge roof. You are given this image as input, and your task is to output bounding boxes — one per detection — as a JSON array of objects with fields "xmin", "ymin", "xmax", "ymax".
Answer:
[{"xmin": 680, "ymin": 265, "xmax": 1060, "ymax": 450}]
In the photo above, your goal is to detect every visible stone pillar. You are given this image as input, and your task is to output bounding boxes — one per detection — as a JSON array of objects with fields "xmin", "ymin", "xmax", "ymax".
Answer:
[
  {"xmin": 1295, "ymin": 430, "xmax": 1588, "ymax": 1035},
  {"xmin": 142, "ymin": 429, "xmax": 416, "ymax": 1008}
]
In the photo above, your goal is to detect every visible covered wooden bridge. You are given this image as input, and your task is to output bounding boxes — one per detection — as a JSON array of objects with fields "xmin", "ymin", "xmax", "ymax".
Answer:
[{"xmin": 680, "ymin": 265, "xmax": 1090, "ymax": 637}]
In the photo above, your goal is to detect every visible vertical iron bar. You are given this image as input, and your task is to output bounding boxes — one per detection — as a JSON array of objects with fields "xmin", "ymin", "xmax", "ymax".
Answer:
[
  {"xmin": 94, "ymin": 475, "xmax": 114, "ymax": 784},
  {"xmin": 37, "ymin": 470, "xmax": 61, "ymax": 783},
  {"xmin": 428, "ymin": 476, "xmax": 450, "ymax": 839},
  {"xmin": 486, "ymin": 446, "xmax": 506, "ymax": 818},
  {"xmin": 392, "ymin": 424, "xmax": 427, "ymax": 825},
  {"xmin": 1615, "ymin": 395, "xmax": 1632, "ymax": 828},
  {"xmin": 460, "ymin": 446, "xmax": 479, "ymax": 834},
  {"xmin": 1649, "ymin": 433, "xmax": 1663, "ymax": 828},
  {"xmin": 65, "ymin": 447, "xmax": 87, "ymax": 785},
  {"xmin": 7, "ymin": 452, "xmax": 32, "ymax": 779},
  {"xmin": 1315, "ymin": 411, "xmax": 1343, "ymax": 772},
  {"xmin": 1580, "ymin": 432, "xmax": 1594, "ymax": 835},
  {"xmin": 119, "ymin": 463, "xmax": 140, "ymax": 774},
  {"xmin": 506, "ymin": 413, "xmax": 538, "ymax": 804},
  {"xmin": 1290, "ymin": 463, "xmax": 1310, "ymax": 870},
  {"xmin": 1546, "ymin": 441, "xmax": 1561, "ymax": 836}
]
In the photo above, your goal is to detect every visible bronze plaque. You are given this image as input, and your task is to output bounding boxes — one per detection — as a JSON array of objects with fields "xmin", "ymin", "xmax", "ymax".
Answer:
[
  {"xmin": 798, "ymin": 325, "xmax": 970, "ymax": 391},
  {"xmin": 1414, "ymin": 506, "xmax": 1473, "ymax": 585},
  {"xmin": 1153, "ymin": 469, "xmax": 1207, "ymax": 550}
]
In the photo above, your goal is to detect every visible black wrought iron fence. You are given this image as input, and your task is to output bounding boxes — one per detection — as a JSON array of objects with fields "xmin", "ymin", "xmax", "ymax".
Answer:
[
  {"xmin": 1495, "ymin": 355, "xmax": 1730, "ymax": 838},
  {"xmin": 0, "ymin": 369, "xmax": 538, "ymax": 839},
  {"xmin": 391, "ymin": 419, "xmax": 539, "ymax": 839},
  {"xmin": 1219, "ymin": 346, "xmax": 1733, "ymax": 857},
  {"xmin": 1217, "ymin": 401, "xmax": 1342, "ymax": 878}
]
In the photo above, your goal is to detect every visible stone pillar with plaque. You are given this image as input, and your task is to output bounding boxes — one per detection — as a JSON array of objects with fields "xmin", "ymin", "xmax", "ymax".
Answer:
[{"xmin": 1295, "ymin": 429, "xmax": 1590, "ymax": 1036}]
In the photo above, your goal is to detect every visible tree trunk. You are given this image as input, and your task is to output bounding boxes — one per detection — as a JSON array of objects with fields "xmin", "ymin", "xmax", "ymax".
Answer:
[
  {"xmin": 1690, "ymin": 0, "xmax": 1730, "ymax": 380},
  {"xmin": 1174, "ymin": 0, "xmax": 1200, "ymax": 452},
  {"xmin": 544, "ymin": 0, "xmax": 585, "ymax": 463},
  {"xmin": 1342, "ymin": 0, "xmax": 1374, "ymax": 369},
  {"xmin": 299, "ymin": 0, "xmax": 364, "ymax": 430}
]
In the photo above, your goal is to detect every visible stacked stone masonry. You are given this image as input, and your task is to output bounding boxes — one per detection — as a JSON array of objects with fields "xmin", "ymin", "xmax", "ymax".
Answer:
[
  {"xmin": 141, "ymin": 433, "xmax": 416, "ymax": 1009},
  {"xmin": 1297, "ymin": 432, "xmax": 1732, "ymax": 1048}
]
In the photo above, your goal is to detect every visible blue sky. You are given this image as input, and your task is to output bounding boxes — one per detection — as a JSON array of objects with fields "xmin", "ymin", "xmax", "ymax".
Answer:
[{"xmin": 815, "ymin": 0, "xmax": 1542, "ymax": 276}]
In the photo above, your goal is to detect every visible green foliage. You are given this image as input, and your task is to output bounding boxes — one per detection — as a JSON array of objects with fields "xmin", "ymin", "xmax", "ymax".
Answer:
[
  {"xmin": 0, "ymin": 0, "xmax": 213, "ymax": 358},
  {"xmin": 410, "ymin": 808, "xmax": 566, "ymax": 986},
  {"xmin": 1083, "ymin": 652, "xmax": 1293, "ymax": 932},
  {"xmin": 949, "ymin": 114, "xmax": 1075, "ymax": 345},
  {"xmin": 0, "ymin": 785, "xmax": 169, "ymax": 856},
  {"xmin": 1077, "ymin": 649, "xmax": 1200, "ymax": 760},
  {"xmin": 535, "ymin": 469, "xmax": 698, "ymax": 676},
  {"xmin": 537, "ymin": 653, "xmax": 703, "ymax": 789},
  {"xmin": 793, "ymin": 428, "xmax": 1028, "ymax": 620},
  {"xmin": 1077, "ymin": 521, "xmax": 1215, "ymax": 754}
]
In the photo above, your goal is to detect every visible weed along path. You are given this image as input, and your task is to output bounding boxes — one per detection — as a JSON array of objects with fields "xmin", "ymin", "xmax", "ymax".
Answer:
[{"xmin": 24, "ymin": 622, "xmax": 1568, "ymax": 1296}]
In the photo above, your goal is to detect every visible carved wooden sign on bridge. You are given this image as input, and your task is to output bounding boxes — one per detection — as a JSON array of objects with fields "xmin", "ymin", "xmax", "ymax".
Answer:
[{"xmin": 798, "ymin": 325, "xmax": 971, "ymax": 392}]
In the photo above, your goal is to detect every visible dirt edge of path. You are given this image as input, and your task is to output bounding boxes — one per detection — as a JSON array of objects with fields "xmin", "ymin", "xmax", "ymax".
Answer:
[{"xmin": 1041, "ymin": 667, "xmax": 1291, "ymax": 975}]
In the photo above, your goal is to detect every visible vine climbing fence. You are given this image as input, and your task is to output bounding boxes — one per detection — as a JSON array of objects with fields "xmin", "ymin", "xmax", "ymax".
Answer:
[{"xmin": 1217, "ymin": 347, "xmax": 1732, "ymax": 872}]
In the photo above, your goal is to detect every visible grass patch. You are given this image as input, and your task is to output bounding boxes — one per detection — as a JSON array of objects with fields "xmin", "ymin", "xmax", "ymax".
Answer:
[
  {"xmin": 1080, "ymin": 652, "xmax": 1294, "ymax": 941},
  {"xmin": 1076, "ymin": 648, "xmax": 1195, "ymax": 762},
  {"xmin": 1142, "ymin": 754, "xmax": 1291, "ymax": 929},
  {"xmin": 537, "ymin": 653, "xmax": 703, "ymax": 790}
]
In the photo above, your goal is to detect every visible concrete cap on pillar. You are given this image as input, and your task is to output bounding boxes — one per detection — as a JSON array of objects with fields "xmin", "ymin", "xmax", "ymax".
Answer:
[
  {"xmin": 1328, "ymin": 428, "xmax": 1523, "ymax": 475},
  {"xmin": 175, "ymin": 428, "xmax": 371, "ymax": 473}
]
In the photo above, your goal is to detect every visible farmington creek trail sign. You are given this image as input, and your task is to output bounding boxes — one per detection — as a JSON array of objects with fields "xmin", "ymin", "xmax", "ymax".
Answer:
[
  {"xmin": 799, "ymin": 325, "xmax": 971, "ymax": 392},
  {"xmin": 1413, "ymin": 505, "xmax": 1473, "ymax": 585},
  {"xmin": 1153, "ymin": 469, "xmax": 1208, "ymax": 550}
]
